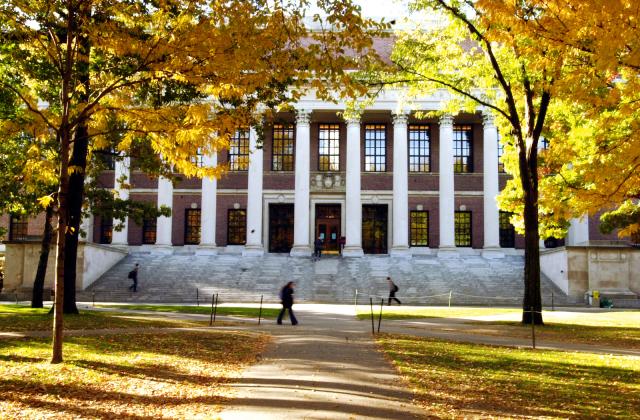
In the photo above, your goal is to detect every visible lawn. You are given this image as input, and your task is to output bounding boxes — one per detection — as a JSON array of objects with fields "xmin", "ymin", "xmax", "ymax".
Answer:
[
  {"xmin": 379, "ymin": 334, "xmax": 640, "ymax": 418},
  {"xmin": 96, "ymin": 304, "xmax": 281, "ymax": 319},
  {"xmin": 0, "ymin": 330, "xmax": 268, "ymax": 418},
  {"xmin": 359, "ymin": 306, "xmax": 640, "ymax": 349},
  {"xmin": 0, "ymin": 304, "xmax": 208, "ymax": 332}
]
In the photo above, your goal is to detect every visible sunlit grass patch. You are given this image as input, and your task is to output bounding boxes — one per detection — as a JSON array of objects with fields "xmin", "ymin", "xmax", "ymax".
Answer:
[
  {"xmin": 378, "ymin": 334, "xmax": 640, "ymax": 418},
  {"xmin": 96, "ymin": 304, "xmax": 281, "ymax": 318},
  {"xmin": 356, "ymin": 306, "xmax": 520, "ymax": 320},
  {"xmin": 0, "ymin": 304, "xmax": 208, "ymax": 332},
  {"xmin": 0, "ymin": 330, "xmax": 268, "ymax": 418}
]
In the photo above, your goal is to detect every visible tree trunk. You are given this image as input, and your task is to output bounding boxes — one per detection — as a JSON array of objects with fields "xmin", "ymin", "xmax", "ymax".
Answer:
[
  {"xmin": 32, "ymin": 204, "xmax": 54, "ymax": 308},
  {"xmin": 52, "ymin": 130, "xmax": 70, "ymax": 364},
  {"xmin": 520, "ymin": 137, "xmax": 544, "ymax": 325},
  {"xmin": 62, "ymin": 6, "xmax": 91, "ymax": 315}
]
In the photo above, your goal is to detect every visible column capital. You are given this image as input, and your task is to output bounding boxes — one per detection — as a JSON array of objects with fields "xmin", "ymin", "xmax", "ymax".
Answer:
[
  {"xmin": 392, "ymin": 112, "xmax": 409, "ymax": 125},
  {"xmin": 439, "ymin": 114, "xmax": 454, "ymax": 127},
  {"xmin": 482, "ymin": 112, "xmax": 495, "ymax": 128},
  {"xmin": 296, "ymin": 109, "xmax": 311, "ymax": 125},
  {"xmin": 344, "ymin": 114, "xmax": 361, "ymax": 125}
]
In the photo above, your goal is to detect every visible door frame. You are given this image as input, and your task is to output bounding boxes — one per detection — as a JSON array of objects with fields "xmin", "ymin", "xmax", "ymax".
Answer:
[
  {"xmin": 314, "ymin": 203, "xmax": 342, "ymax": 253},
  {"xmin": 268, "ymin": 203, "xmax": 295, "ymax": 253}
]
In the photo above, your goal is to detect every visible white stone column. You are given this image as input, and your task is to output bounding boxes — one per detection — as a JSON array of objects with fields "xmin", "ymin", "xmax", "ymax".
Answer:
[
  {"xmin": 156, "ymin": 175, "xmax": 173, "ymax": 249},
  {"xmin": 482, "ymin": 113, "xmax": 504, "ymax": 258},
  {"xmin": 291, "ymin": 110, "xmax": 312, "ymax": 256},
  {"xmin": 111, "ymin": 156, "xmax": 130, "ymax": 246},
  {"xmin": 391, "ymin": 112, "xmax": 410, "ymax": 256},
  {"xmin": 567, "ymin": 216, "xmax": 589, "ymax": 245},
  {"xmin": 80, "ymin": 213, "xmax": 94, "ymax": 243},
  {"xmin": 343, "ymin": 116, "xmax": 364, "ymax": 257},
  {"xmin": 243, "ymin": 127, "xmax": 264, "ymax": 256},
  {"xmin": 198, "ymin": 152, "xmax": 218, "ymax": 255},
  {"xmin": 438, "ymin": 115, "xmax": 456, "ymax": 256}
]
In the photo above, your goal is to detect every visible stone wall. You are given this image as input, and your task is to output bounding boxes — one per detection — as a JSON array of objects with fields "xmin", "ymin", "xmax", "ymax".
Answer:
[{"xmin": 3, "ymin": 242, "xmax": 127, "ymax": 292}]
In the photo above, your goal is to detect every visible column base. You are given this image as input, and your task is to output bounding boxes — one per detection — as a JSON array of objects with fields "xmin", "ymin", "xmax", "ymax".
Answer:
[
  {"xmin": 290, "ymin": 245, "xmax": 312, "ymax": 257},
  {"xmin": 342, "ymin": 246, "xmax": 364, "ymax": 257},
  {"xmin": 196, "ymin": 245, "xmax": 219, "ymax": 256},
  {"xmin": 390, "ymin": 246, "xmax": 412, "ymax": 257},
  {"xmin": 242, "ymin": 245, "xmax": 264, "ymax": 257},
  {"xmin": 481, "ymin": 247, "xmax": 505, "ymax": 259},
  {"xmin": 437, "ymin": 247, "xmax": 459, "ymax": 258}
]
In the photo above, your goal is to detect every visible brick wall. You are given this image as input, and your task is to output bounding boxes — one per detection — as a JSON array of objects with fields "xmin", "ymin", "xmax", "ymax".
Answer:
[
  {"xmin": 127, "ymin": 193, "xmax": 158, "ymax": 246},
  {"xmin": 130, "ymin": 172, "xmax": 158, "ymax": 189},
  {"xmin": 171, "ymin": 194, "xmax": 201, "ymax": 246},
  {"xmin": 216, "ymin": 194, "xmax": 247, "ymax": 246}
]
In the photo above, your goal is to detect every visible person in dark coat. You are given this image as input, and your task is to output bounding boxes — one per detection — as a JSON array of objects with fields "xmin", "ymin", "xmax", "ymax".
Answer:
[
  {"xmin": 387, "ymin": 276, "xmax": 401, "ymax": 305},
  {"xmin": 277, "ymin": 281, "xmax": 298, "ymax": 325},
  {"xmin": 313, "ymin": 237, "xmax": 323, "ymax": 260},
  {"xmin": 128, "ymin": 263, "xmax": 139, "ymax": 292}
]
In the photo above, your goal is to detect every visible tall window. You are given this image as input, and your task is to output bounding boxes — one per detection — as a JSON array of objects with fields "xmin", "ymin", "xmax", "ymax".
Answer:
[
  {"xmin": 97, "ymin": 148, "xmax": 116, "ymax": 170},
  {"xmin": 453, "ymin": 125, "xmax": 473, "ymax": 173},
  {"xmin": 364, "ymin": 124, "xmax": 386, "ymax": 172},
  {"xmin": 318, "ymin": 124, "xmax": 340, "ymax": 171},
  {"xmin": 272, "ymin": 123, "xmax": 295, "ymax": 171},
  {"xmin": 100, "ymin": 218, "xmax": 113, "ymax": 244},
  {"xmin": 499, "ymin": 211, "xmax": 516, "ymax": 248},
  {"xmin": 229, "ymin": 130, "xmax": 249, "ymax": 171},
  {"xmin": 498, "ymin": 138, "xmax": 505, "ymax": 173},
  {"xmin": 227, "ymin": 209, "xmax": 246, "ymax": 245},
  {"xmin": 409, "ymin": 125, "xmax": 431, "ymax": 172},
  {"xmin": 142, "ymin": 218, "xmax": 157, "ymax": 245},
  {"xmin": 8, "ymin": 215, "xmax": 28, "ymax": 241},
  {"xmin": 410, "ymin": 210, "xmax": 429, "ymax": 246},
  {"xmin": 455, "ymin": 211, "xmax": 472, "ymax": 247},
  {"xmin": 184, "ymin": 209, "xmax": 201, "ymax": 244}
]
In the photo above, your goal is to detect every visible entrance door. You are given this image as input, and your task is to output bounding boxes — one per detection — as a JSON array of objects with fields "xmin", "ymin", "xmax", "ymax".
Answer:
[
  {"xmin": 269, "ymin": 204, "xmax": 294, "ymax": 253},
  {"xmin": 315, "ymin": 204, "xmax": 341, "ymax": 253},
  {"xmin": 362, "ymin": 204, "xmax": 388, "ymax": 254}
]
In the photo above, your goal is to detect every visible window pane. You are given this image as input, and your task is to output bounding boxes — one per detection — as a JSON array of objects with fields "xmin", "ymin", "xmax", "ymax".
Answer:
[
  {"xmin": 142, "ymin": 218, "xmax": 157, "ymax": 245},
  {"xmin": 409, "ymin": 125, "xmax": 430, "ymax": 172},
  {"xmin": 227, "ymin": 209, "xmax": 247, "ymax": 245},
  {"xmin": 410, "ymin": 210, "xmax": 429, "ymax": 246},
  {"xmin": 272, "ymin": 123, "xmax": 295, "ymax": 171},
  {"xmin": 499, "ymin": 211, "xmax": 515, "ymax": 248},
  {"xmin": 454, "ymin": 125, "xmax": 473, "ymax": 173},
  {"xmin": 9, "ymin": 215, "xmax": 28, "ymax": 241},
  {"xmin": 100, "ymin": 218, "xmax": 113, "ymax": 244},
  {"xmin": 318, "ymin": 124, "xmax": 340, "ymax": 171},
  {"xmin": 364, "ymin": 124, "xmax": 386, "ymax": 172},
  {"xmin": 184, "ymin": 209, "xmax": 201, "ymax": 244},
  {"xmin": 229, "ymin": 130, "xmax": 249, "ymax": 171},
  {"xmin": 455, "ymin": 211, "xmax": 472, "ymax": 247}
]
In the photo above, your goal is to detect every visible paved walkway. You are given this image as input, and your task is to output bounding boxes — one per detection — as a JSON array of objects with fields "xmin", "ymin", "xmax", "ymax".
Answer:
[{"xmin": 218, "ymin": 304, "xmax": 424, "ymax": 419}]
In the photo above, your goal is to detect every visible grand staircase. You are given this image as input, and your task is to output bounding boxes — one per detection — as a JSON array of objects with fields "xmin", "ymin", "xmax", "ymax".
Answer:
[{"xmin": 77, "ymin": 251, "xmax": 568, "ymax": 306}]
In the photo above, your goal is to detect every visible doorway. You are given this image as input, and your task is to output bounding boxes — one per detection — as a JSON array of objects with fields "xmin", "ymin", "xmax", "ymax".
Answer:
[
  {"xmin": 269, "ymin": 204, "xmax": 294, "ymax": 253},
  {"xmin": 315, "ymin": 204, "xmax": 341, "ymax": 254},
  {"xmin": 362, "ymin": 204, "xmax": 388, "ymax": 254}
]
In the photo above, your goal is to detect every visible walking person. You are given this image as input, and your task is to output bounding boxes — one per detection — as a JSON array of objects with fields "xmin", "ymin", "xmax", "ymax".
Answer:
[
  {"xmin": 128, "ymin": 263, "xmax": 139, "ymax": 292},
  {"xmin": 387, "ymin": 277, "xmax": 401, "ymax": 305},
  {"xmin": 277, "ymin": 281, "xmax": 298, "ymax": 325},
  {"xmin": 313, "ymin": 236, "xmax": 323, "ymax": 260}
]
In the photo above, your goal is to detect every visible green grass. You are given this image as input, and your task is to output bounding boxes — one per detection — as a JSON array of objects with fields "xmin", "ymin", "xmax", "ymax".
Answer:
[
  {"xmin": 356, "ymin": 306, "xmax": 520, "ymax": 320},
  {"xmin": 96, "ymin": 304, "xmax": 281, "ymax": 318},
  {"xmin": 0, "ymin": 304, "xmax": 208, "ymax": 332},
  {"xmin": 0, "ymin": 330, "xmax": 268, "ymax": 418},
  {"xmin": 379, "ymin": 334, "xmax": 640, "ymax": 418},
  {"xmin": 359, "ymin": 306, "xmax": 640, "ymax": 348}
]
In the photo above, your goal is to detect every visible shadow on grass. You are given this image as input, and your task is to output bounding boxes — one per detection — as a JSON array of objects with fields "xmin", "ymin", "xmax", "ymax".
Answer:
[{"xmin": 381, "ymin": 334, "xmax": 640, "ymax": 418}]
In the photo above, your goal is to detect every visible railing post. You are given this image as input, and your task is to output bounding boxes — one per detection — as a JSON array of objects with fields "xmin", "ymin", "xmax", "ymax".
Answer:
[
  {"xmin": 530, "ymin": 307, "xmax": 536, "ymax": 349},
  {"xmin": 196, "ymin": 288, "xmax": 199, "ymax": 307},
  {"xmin": 448, "ymin": 290, "xmax": 452, "ymax": 308},
  {"xmin": 92, "ymin": 292, "xmax": 95, "ymax": 307},
  {"xmin": 354, "ymin": 289, "xmax": 358, "ymax": 310},
  {"xmin": 369, "ymin": 297, "xmax": 375, "ymax": 335},
  {"xmin": 213, "ymin": 293, "xmax": 219, "ymax": 323},
  {"xmin": 258, "ymin": 295, "xmax": 263, "ymax": 325},
  {"xmin": 551, "ymin": 292, "xmax": 555, "ymax": 311},
  {"xmin": 209, "ymin": 293, "xmax": 215, "ymax": 326},
  {"xmin": 377, "ymin": 298, "xmax": 384, "ymax": 333}
]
